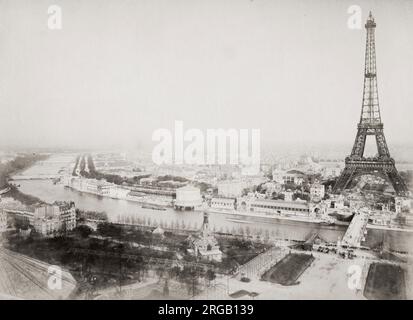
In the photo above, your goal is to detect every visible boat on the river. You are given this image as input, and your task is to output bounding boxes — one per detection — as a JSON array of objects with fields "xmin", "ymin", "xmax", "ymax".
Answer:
[
  {"xmin": 208, "ymin": 208, "xmax": 334, "ymax": 225},
  {"xmin": 142, "ymin": 204, "xmax": 167, "ymax": 211}
]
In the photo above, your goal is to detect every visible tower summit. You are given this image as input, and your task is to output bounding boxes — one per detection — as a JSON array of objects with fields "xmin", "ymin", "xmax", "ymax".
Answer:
[{"xmin": 333, "ymin": 12, "xmax": 408, "ymax": 196}]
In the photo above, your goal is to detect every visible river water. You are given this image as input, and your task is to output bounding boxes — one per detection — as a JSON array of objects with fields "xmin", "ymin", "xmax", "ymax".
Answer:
[{"xmin": 12, "ymin": 154, "xmax": 413, "ymax": 252}]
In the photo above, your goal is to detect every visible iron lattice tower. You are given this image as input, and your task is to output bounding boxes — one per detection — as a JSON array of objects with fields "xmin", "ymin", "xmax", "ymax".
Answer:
[{"xmin": 333, "ymin": 12, "xmax": 408, "ymax": 196}]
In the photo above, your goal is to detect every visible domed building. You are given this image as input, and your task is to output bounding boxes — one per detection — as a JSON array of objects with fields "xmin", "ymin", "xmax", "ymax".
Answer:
[{"xmin": 174, "ymin": 185, "xmax": 202, "ymax": 210}]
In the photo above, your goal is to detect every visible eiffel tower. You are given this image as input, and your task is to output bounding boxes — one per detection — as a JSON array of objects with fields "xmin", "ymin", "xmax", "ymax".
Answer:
[{"xmin": 333, "ymin": 12, "xmax": 408, "ymax": 196}]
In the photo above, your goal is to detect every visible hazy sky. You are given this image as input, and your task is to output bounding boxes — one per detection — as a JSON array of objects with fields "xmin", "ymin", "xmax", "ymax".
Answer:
[{"xmin": 0, "ymin": 0, "xmax": 412, "ymax": 151}]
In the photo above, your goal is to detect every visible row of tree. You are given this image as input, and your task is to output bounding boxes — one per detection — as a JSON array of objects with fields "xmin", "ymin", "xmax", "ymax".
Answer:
[{"xmin": 0, "ymin": 153, "xmax": 49, "ymax": 188}]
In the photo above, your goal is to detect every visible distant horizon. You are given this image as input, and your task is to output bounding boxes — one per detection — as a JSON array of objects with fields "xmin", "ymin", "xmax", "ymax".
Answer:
[
  {"xmin": 2, "ymin": 141, "xmax": 413, "ymax": 163},
  {"xmin": 1, "ymin": 0, "xmax": 412, "ymax": 152}
]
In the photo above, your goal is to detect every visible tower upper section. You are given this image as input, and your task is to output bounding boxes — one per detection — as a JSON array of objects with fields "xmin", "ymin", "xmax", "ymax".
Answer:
[{"xmin": 359, "ymin": 12, "xmax": 382, "ymax": 127}]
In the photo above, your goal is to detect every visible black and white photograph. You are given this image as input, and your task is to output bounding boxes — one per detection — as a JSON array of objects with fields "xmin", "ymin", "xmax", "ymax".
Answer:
[{"xmin": 0, "ymin": 0, "xmax": 412, "ymax": 305}]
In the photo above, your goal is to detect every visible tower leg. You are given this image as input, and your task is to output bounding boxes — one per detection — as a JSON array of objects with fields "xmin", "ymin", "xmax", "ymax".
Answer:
[
  {"xmin": 386, "ymin": 166, "xmax": 408, "ymax": 195},
  {"xmin": 333, "ymin": 166, "xmax": 356, "ymax": 193},
  {"xmin": 334, "ymin": 161, "xmax": 408, "ymax": 196}
]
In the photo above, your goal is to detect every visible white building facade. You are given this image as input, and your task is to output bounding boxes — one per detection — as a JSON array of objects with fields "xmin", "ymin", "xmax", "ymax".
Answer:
[
  {"xmin": 175, "ymin": 185, "xmax": 202, "ymax": 210},
  {"xmin": 237, "ymin": 197, "xmax": 313, "ymax": 217},
  {"xmin": 310, "ymin": 183, "xmax": 325, "ymax": 202},
  {"xmin": 210, "ymin": 197, "xmax": 236, "ymax": 210},
  {"xmin": 6, "ymin": 202, "xmax": 76, "ymax": 237}
]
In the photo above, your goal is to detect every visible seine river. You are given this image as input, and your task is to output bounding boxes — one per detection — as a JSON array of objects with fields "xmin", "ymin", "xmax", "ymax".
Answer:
[{"xmin": 13, "ymin": 154, "xmax": 413, "ymax": 252}]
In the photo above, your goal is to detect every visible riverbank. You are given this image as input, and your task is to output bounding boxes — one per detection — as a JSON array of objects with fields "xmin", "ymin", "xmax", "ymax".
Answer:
[
  {"xmin": 208, "ymin": 208, "xmax": 331, "ymax": 226},
  {"xmin": 1, "ymin": 153, "xmax": 50, "ymax": 182},
  {"xmin": 63, "ymin": 180, "xmax": 173, "ymax": 208},
  {"xmin": 2, "ymin": 185, "xmax": 46, "ymax": 206},
  {"xmin": 0, "ymin": 186, "xmax": 11, "ymax": 195},
  {"xmin": 0, "ymin": 153, "xmax": 50, "ymax": 206},
  {"xmin": 11, "ymin": 154, "xmax": 413, "ymax": 253}
]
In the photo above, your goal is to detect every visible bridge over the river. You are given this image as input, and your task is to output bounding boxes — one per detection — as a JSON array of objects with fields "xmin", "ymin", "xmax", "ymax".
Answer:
[
  {"xmin": 341, "ymin": 208, "xmax": 369, "ymax": 248},
  {"xmin": 10, "ymin": 174, "xmax": 61, "ymax": 181}
]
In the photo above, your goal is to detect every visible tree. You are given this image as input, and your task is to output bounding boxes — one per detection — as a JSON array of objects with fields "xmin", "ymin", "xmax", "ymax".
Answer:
[
  {"xmin": 239, "ymin": 227, "xmax": 245, "ymax": 236},
  {"xmin": 180, "ymin": 220, "xmax": 186, "ymax": 230},
  {"xmin": 97, "ymin": 223, "xmax": 121, "ymax": 237},
  {"xmin": 231, "ymin": 226, "xmax": 237, "ymax": 236},
  {"xmin": 205, "ymin": 269, "xmax": 216, "ymax": 287},
  {"xmin": 168, "ymin": 266, "xmax": 181, "ymax": 279},
  {"xmin": 163, "ymin": 279, "xmax": 169, "ymax": 297},
  {"xmin": 264, "ymin": 229, "xmax": 270, "ymax": 243},
  {"xmin": 14, "ymin": 219, "xmax": 30, "ymax": 230},
  {"xmin": 156, "ymin": 266, "xmax": 165, "ymax": 280},
  {"xmin": 75, "ymin": 225, "xmax": 93, "ymax": 238}
]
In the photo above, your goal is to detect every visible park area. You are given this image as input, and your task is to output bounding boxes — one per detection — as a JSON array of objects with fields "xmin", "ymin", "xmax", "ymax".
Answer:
[
  {"xmin": 364, "ymin": 263, "xmax": 406, "ymax": 300},
  {"xmin": 261, "ymin": 253, "xmax": 314, "ymax": 286},
  {"xmin": 2, "ymin": 220, "xmax": 272, "ymax": 298}
]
